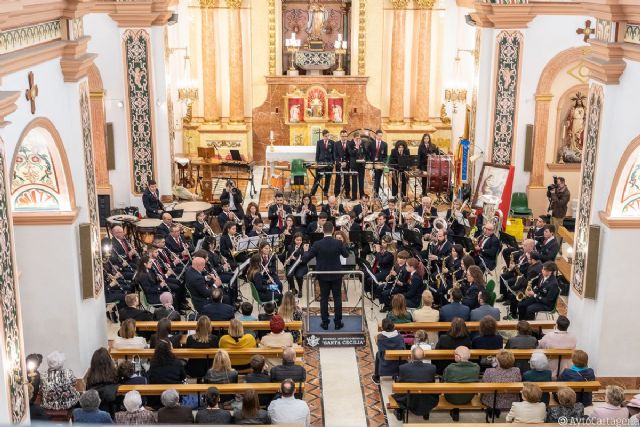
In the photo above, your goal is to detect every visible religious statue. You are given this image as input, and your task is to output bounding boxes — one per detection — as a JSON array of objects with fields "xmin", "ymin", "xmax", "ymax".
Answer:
[
  {"xmin": 290, "ymin": 104, "xmax": 301, "ymax": 123},
  {"xmin": 309, "ymin": 93, "xmax": 323, "ymax": 117},
  {"xmin": 306, "ymin": 0, "xmax": 328, "ymax": 41},
  {"xmin": 332, "ymin": 103, "xmax": 343, "ymax": 123},
  {"xmin": 558, "ymin": 92, "xmax": 586, "ymax": 163}
]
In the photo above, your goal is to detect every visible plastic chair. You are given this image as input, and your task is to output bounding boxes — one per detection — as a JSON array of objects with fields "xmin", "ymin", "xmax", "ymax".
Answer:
[
  {"xmin": 290, "ymin": 159, "xmax": 307, "ymax": 188},
  {"xmin": 537, "ymin": 296, "xmax": 559, "ymax": 320},
  {"xmin": 486, "ymin": 279, "xmax": 496, "ymax": 294},
  {"xmin": 510, "ymin": 192, "xmax": 533, "ymax": 216}
]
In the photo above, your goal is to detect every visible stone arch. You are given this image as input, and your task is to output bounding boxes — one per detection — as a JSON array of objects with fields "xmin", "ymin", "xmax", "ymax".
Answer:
[
  {"xmin": 87, "ymin": 63, "xmax": 110, "ymax": 190},
  {"xmin": 529, "ymin": 47, "xmax": 587, "ymax": 187}
]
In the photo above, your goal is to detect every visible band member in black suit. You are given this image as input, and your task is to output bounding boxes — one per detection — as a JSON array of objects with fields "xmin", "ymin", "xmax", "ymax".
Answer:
[
  {"xmin": 311, "ymin": 129, "xmax": 334, "ymax": 197},
  {"xmin": 369, "ymin": 129, "xmax": 388, "ymax": 197},
  {"xmin": 426, "ymin": 229, "xmax": 452, "ymax": 273},
  {"xmin": 379, "ymin": 250, "xmax": 411, "ymax": 311},
  {"xmin": 306, "ymin": 211, "xmax": 328, "ymax": 236},
  {"xmin": 165, "ymin": 225, "xmax": 192, "ymax": 262},
  {"xmin": 148, "ymin": 246, "xmax": 186, "ymax": 307},
  {"xmin": 366, "ymin": 235, "xmax": 395, "ymax": 295},
  {"xmin": 504, "ymin": 251, "xmax": 543, "ymax": 319},
  {"xmin": 417, "ymin": 133, "xmax": 440, "ymax": 195},
  {"xmin": 220, "ymin": 179, "xmax": 244, "ymax": 219},
  {"xmin": 415, "ymin": 196, "xmax": 438, "ymax": 218},
  {"xmin": 157, "ymin": 212, "xmax": 173, "ymax": 237},
  {"xmin": 134, "ymin": 255, "xmax": 172, "ymax": 305},
  {"xmin": 321, "ymin": 195, "xmax": 345, "ymax": 220},
  {"xmin": 185, "ymin": 256, "xmax": 212, "ymax": 311},
  {"xmin": 498, "ymin": 238, "xmax": 535, "ymax": 301},
  {"xmin": 446, "ymin": 199, "xmax": 470, "ymax": 237},
  {"xmin": 437, "ymin": 244, "xmax": 465, "ymax": 306},
  {"xmin": 246, "ymin": 252, "xmax": 282, "ymax": 306},
  {"xmin": 142, "ymin": 179, "xmax": 164, "ymax": 219},
  {"xmin": 296, "ymin": 193, "xmax": 316, "ymax": 227},
  {"xmin": 268, "ymin": 192, "xmax": 292, "ymax": 235},
  {"xmin": 201, "ymin": 236, "xmax": 234, "ymax": 284},
  {"xmin": 461, "ymin": 265, "xmax": 485, "ymax": 310},
  {"xmin": 527, "ymin": 216, "xmax": 546, "ymax": 247},
  {"xmin": 473, "ymin": 222, "xmax": 501, "ymax": 272},
  {"xmin": 110, "ymin": 225, "xmax": 139, "ymax": 272},
  {"xmin": 192, "ymin": 211, "xmax": 211, "ymax": 246},
  {"xmin": 334, "ymin": 129, "xmax": 351, "ymax": 198},
  {"xmin": 389, "ymin": 140, "xmax": 410, "ymax": 198},
  {"xmin": 539, "ymin": 224, "xmax": 560, "ymax": 262},
  {"xmin": 517, "ymin": 261, "xmax": 560, "ymax": 320},
  {"xmin": 243, "ymin": 202, "xmax": 262, "ymax": 236},
  {"xmin": 382, "ymin": 198, "xmax": 400, "ymax": 228},
  {"xmin": 218, "ymin": 200, "xmax": 243, "ymax": 232},
  {"xmin": 373, "ymin": 213, "xmax": 391, "ymax": 242},
  {"xmin": 248, "ymin": 219, "xmax": 267, "ymax": 238},
  {"xmin": 352, "ymin": 193, "xmax": 371, "ymax": 224},
  {"xmin": 348, "ymin": 131, "xmax": 368, "ymax": 200},
  {"xmin": 404, "ymin": 258, "xmax": 425, "ymax": 308},
  {"xmin": 283, "ymin": 233, "xmax": 309, "ymax": 297},
  {"xmin": 219, "ymin": 222, "xmax": 239, "ymax": 262},
  {"xmin": 301, "ymin": 222, "xmax": 350, "ymax": 329}
]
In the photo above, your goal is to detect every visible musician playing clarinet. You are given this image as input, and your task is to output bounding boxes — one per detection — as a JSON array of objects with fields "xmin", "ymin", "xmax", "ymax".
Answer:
[
  {"xmin": 473, "ymin": 222, "xmax": 501, "ymax": 272},
  {"xmin": 379, "ymin": 250, "xmax": 411, "ymax": 312},
  {"xmin": 142, "ymin": 179, "xmax": 164, "ymax": 219},
  {"xmin": 334, "ymin": 129, "xmax": 351, "ymax": 198},
  {"xmin": 311, "ymin": 129, "xmax": 334, "ymax": 197},
  {"xmin": 166, "ymin": 224, "xmax": 193, "ymax": 263},
  {"xmin": 389, "ymin": 140, "xmax": 410, "ymax": 199},
  {"xmin": 366, "ymin": 235, "xmax": 394, "ymax": 297},
  {"xmin": 321, "ymin": 195, "xmax": 344, "ymax": 221},
  {"xmin": 284, "ymin": 232, "xmax": 309, "ymax": 297},
  {"xmin": 110, "ymin": 225, "xmax": 139, "ymax": 269},
  {"xmin": 268, "ymin": 192, "xmax": 292, "ymax": 235},
  {"xmin": 497, "ymin": 238, "xmax": 535, "ymax": 303}
]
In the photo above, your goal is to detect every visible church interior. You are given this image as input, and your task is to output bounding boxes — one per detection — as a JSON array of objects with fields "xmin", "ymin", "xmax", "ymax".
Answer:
[{"xmin": 1, "ymin": 0, "xmax": 640, "ymax": 425}]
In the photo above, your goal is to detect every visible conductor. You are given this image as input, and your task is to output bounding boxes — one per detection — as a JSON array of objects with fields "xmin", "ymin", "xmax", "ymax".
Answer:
[{"xmin": 302, "ymin": 221, "xmax": 350, "ymax": 330}]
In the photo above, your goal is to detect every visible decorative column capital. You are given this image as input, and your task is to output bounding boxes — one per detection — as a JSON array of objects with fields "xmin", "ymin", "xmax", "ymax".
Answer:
[
  {"xmin": 200, "ymin": 0, "xmax": 217, "ymax": 8},
  {"xmin": 414, "ymin": 0, "xmax": 436, "ymax": 9},
  {"xmin": 226, "ymin": 0, "xmax": 242, "ymax": 9},
  {"xmin": 391, "ymin": 0, "xmax": 409, "ymax": 10}
]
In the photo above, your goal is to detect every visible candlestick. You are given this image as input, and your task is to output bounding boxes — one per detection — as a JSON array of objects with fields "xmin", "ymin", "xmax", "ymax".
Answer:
[
  {"xmin": 342, "ymin": 41, "xmax": 347, "ymax": 49},
  {"xmin": 269, "ymin": 130, "xmax": 275, "ymax": 152},
  {"xmin": 338, "ymin": 33, "xmax": 342, "ymax": 41}
]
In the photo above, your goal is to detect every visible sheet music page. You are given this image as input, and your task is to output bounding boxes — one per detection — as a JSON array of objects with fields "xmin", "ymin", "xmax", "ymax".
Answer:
[{"xmin": 340, "ymin": 256, "xmax": 346, "ymax": 265}]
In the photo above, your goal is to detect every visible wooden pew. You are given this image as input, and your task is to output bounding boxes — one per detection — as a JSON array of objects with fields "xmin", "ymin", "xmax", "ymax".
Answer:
[
  {"xmin": 377, "ymin": 320, "xmax": 556, "ymax": 334},
  {"xmin": 389, "ymin": 381, "xmax": 601, "ymax": 422},
  {"xmin": 110, "ymin": 347, "xmax": 304, "ymax": 360},
  {"xmin": 118, "ymin": 382, "xmax": 305, "ymax": 396},
  {"xmin": 135, "ymin": 320, "xmax": 303, "ymax": 332},
  {"xmin": 384, "ymin": 348, "xmax": 574, "ymax": 361},
  {"xmin": 405, "ymin": 424, "xmax": 561, "ymax": 427},
  {"xmin": 556, "ymin": 258, "xmax": 571, "ymax": 281}
]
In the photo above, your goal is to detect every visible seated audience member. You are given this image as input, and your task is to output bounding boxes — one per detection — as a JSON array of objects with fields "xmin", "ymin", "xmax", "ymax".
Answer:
[
  {"xmin": 435, "ymin": 317, "xmax": 472, "ymax": 374},
  {"xmin": 27, "ymin": 383, "xmax": 49, "ymax": 421},
  {"xmin": 470, "ymin": 290, "xmax": 500, "ymax": 321},
  {"xmin": 412, "ymin": 291, "xmax": 439, "ymax": 343},
  {"xmin": 558, "ymin": 350, "xmax": 596, "ymax": 407},
  {"xmin": 72, "ymin": 389, "xmax": 114, "ymax": 424},
  {"xmin": 270, "ymin": 347, "xmax": 306, "ymax": 383},
  {"xmin": 234, "ymin": 389, "xmax": 270, "ymax": 424},
  {"xmin": 149, "ymin": 318, "xmax": 182, "ymax": 349},
  {"xmin": 147, "ymin": 340, "xmax": 186, "ymax": 385},
  {"xmin": 200, "ymin": 288, "xmax": 234, "ymax": 321},
  {"xmin": 443, "ymin": 346, "xmax": 481, "ymax": 422},
  {"xmin": 117, "ymin": 361, "xmax": 147, "ymax": 386},
  {"xmin": 387, "ymin": 293, "xmax": 413, "ymax": 324},
  {"xmin": 472, "ymin": 315, "xmax": 504, "ymax": 350},
  {"xmin": 259, "ymin": 315, "xmax": 295, "ymax": 366},
  {"xmin": 40, "ymin": 351, "xmax": 81, "ymax": 410},
  {"xmin": 538, "ymin": 315, "xmax": 577, "ymax": 378},
  {"xmin": 506, "ymin": 382, "xmax": 546, "ymax": 423},
  {"xmin": 481, "ymin": 350, "xmax": 522, "ymax": 421},
  {"xmin": 118, "ymin": 294, "xmax": 153, "ymax": 323},
  {"xmin": 627, "ymin": 394, "xmax": 640, "ymax": 418},
  {"xmin": 439, "ymin": 288, "xmax": 471, "ymax": 321},
  {"xmin": 238, "ymin": 302, "xmax": 258, "ymax": 337},
  {"xmin": 84, "ymin": 347, "xmax": 119, "ymax": 414},
  {"xmin": 278, "ymin": 291, "xmax": 303, "ymax": 343},
  {"xmin": 185, "ymin": 315, "xmax": 219, "ymax": 379},
  {"xmin": 219, "ymin": 319, "xmax": 257, "ymax": 369},
  {"xmin": 392, "ymin": 347, "xmax": 438, "ymax": 421},
  {"xmin": 115, "ymin": 390, "xmax": 156, "ymax": 424},
  {"xmin": 153, "ymin": 292, "xmax": 181, "ymax": 321},
  {"xmin": 195, "ymin": 387, "xmax": 233, "ymax": 424},
  {"xmin": 522, "ymin": 350, "xmax": 552, "ymax": 404},
  {"xmin": 205, "ymin": 350, "xmax": 239, "ymax": 384},
  {"xmin": 257, "ymin": 301, "xmax": 276, "ymax": 339},
  {"xmin": 245, "ymin": 355, "xmax": 272, "ymax": 406},
  {"xmin": 113, "ymin": 318, "xmax": 148, "ymax": 350},
  {"xmin": 546, "ymin": 387, "xmax": 585, "ymax": 423},
  {"xmin": 268, "ymin": 379, "xmax": 311, "ymax": 427},
  {"xmin": 157, "ymin": 389, "xmax": 194, "ymax": 424},
  {"xmin": 372, "ymin": 318, "xmax": 406, "ymax": 384},
  {"xmin": 591, "ymin": 385, "xmax": 630, "ymax": 421},
  {"xmin": 505, "ymin": 320, "xmax": 538, "ymax": 373},
  {"xmin": 411, "ymin": 330, "xmax": 433, "ymax": 360}
]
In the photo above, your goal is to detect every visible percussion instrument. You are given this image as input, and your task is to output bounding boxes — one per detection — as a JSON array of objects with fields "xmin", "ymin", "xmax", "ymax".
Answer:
[
  {"xmin": 175, "ymin": 201, "xmax": 213, "ymax": 213},
  {"xmin": 365, "ymin": 161, "xmax": 386, "ymax": 170},
  {"xmin": 427, "ymin": 155, "xmax": 453, "ymax": 193},
  {"xmin": 304, "ymin": 162, "xmax": 332, "ymax": 169},
  {"xmin": 106, "ymin": 214, "xmax": 138, "ymax": 226},
  {"xmin": 174, "ymin": 212, "xmax": 197, "ymax": 224},
  {"xmin": 135, "ymin": 219, "xmax": 162, "ymax": 245},
  {"xmin": 269, "ymin": 174, "xmax": 285, "ymax": 189}
]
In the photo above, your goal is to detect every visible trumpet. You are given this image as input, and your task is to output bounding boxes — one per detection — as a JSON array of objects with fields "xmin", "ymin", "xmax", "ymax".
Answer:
[
  {"xmin": 203, "ymin": 220, "xmax": 216, "ymax": 237},
  {"xmin": 228, "ymin": 210, "xmax": 243, "ymax": 227}
]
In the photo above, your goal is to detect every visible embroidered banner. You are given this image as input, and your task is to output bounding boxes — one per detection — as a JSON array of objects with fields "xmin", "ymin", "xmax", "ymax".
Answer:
[
  {"xmin": 79, "ymin": 82, "xmax": 104, "ymax": 298},
  {"xmin": 123, "ymin": 29, "xmax": 155, "ymax": 194},
  {"xmin": 572, "ymin": 83, "xmax": 604, "ymax": 295},
  {"xmin": 0, "ymin": 139, "xmax": 27, "ymax": 423},
  {"xmin": 491, "ymin": 30, "xmax": 524, "ymax": 165}
]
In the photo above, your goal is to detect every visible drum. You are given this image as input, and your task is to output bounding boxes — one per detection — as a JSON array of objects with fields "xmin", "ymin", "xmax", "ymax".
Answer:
[
  {"xmin": 174, "ymin": 201, "xmax": 213, "ymax": 213},
  {"xmin": 270, "ymin": 174, "xmax": 285, "ymax": 189},
  {"xmin": 106, "ymin": 214, "xmax": 138, "ymax": 227},
  {"xmin": 135, "ymin": 219, "xmax": 162, "ymax": 245},
  {"xmin": 428, "ymin": 155, "xmax": 452, "ymax": 193}
]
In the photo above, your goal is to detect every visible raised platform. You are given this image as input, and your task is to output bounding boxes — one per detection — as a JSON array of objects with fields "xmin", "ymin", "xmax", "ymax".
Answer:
[{"xmin": 304, "ymin": 314, "xmax": 366, "ymax": 347}]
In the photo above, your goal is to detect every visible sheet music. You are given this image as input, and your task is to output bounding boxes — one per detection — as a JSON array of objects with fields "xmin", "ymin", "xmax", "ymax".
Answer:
[{"xmin": 340, "ymin": 256, "xmax": 347, "ymax": 265}]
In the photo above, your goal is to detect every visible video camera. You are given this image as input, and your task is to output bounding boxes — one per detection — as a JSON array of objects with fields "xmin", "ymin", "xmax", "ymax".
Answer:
[{"xmin": 547, "ymin": 175, "xmax": 560, "ymax": 191}]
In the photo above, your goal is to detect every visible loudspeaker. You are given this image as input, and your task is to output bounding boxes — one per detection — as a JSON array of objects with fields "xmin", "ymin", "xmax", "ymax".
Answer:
[
  {"xmin": 583, "ymin": 224, "xmax": 601, "ymax": 300},
  {"xmin": 79, "ymin": 223, "xmax": 95, "ymax": 300},
  {"xmin": 523, "ymin": 124, "xmax": 534, "ymax": 172},
  {"xmin": 105, "ymin": 122, "xmax": 115, "ymax": 170},
  {"xmin": 97, "ymin": 194, "xmax": 111, "ymax": 228}
]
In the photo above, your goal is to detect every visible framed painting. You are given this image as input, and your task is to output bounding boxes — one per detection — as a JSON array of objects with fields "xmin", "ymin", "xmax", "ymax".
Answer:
[
  {"xmin": 304, "ymin": 86, "xmax": 328, "ymax": 121},
  {"xmin": 284, "ymin": 88, "xmax": 305, "ymax": 124},
  {"xmin": 472, "ymin": 162, "xmax": 511, "ymax": 208}
]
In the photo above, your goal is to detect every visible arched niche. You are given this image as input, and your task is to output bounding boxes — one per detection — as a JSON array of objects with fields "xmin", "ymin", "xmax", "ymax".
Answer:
[
  {"xmin": 10, "ymin": 117, "xmax": 78, "ymax": 224},
  {"xmin": 600, "ymin": 135, "xmax": 640, "ymax": 228}
]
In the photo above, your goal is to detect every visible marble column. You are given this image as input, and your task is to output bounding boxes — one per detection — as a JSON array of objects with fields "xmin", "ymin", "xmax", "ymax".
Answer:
[
  {"xmin": 411, "ymin": 0, "xmax": 434, "ymax": 125},
  {"xmin": 201, "ymin": 0, "xmax": 220, "ymax": 123},
  {"xmin": 227, "ymin": 0, "xmax": 245, "ymax": 124},
  {"xmin": 388, "ymin": 0, "xmax": 408, "ymax": 125}
]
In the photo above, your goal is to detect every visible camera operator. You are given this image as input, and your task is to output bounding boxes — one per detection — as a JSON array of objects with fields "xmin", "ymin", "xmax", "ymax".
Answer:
[{"xmin": 547, "ymin": 176, "xmax": 570, "ymax": 231}]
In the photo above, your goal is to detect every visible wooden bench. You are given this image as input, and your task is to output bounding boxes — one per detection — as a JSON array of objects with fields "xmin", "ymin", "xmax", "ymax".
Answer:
[
  {"xmin": 384, "ymin": 348, "xmax": 574, "ymax": 361},
  {"xmin": 118, "ymin": 382, "xmax": 305, "ymax": 396},
  {"xmin": 556, "ymin": 258, "xmax": 571, "ymax": 281},
  {"xmin": 135, "ymin": 320, "xmax": 303, "ymax": 332},
  {"xmin": 405, "ymin": 424, "xmax": 561, "ymax": 427},
  {"xmin": 377, "ymin": 320, "xmax": 556, "ymax": 334},
  {"xmin": 110, "ymin": 347, "xmax": 304, "ymax": 360},
  {"xmin": 388, "ymin": 381, "xmax": 601, "ymax": 423}
]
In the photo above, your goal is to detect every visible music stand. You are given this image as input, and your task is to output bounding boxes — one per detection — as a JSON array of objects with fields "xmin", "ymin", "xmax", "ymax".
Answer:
[
  {"xmin": 450, "ymin": 235, "xmax": 475, "ymax": 253},
  {"xmin": 399, "ymin": 155, "xmax": 417, "ymax": 169},
  {"xmin": 230, "ymin": 149, "xmax": 242, "ymax": 161},
  {"xmin": 309, "ymin": 232, "xmax": 324, "ymax": 244},
  {"xmin": 402, "ymin": 228, "xmax": 422, "ymax": 248},
  {"xmin": 246, "ymin": 236, "xmax": 261, "ymax": 251},
  {"xmin": 355, "ymin": 257, "xmax": 380, "ymax": 317},
  {"xmin": 500, "ymin": 232, "xmax": 519, "ymax": 249},
  {"xmin": 165, "ymin": 209, "xmax": 184, "ymax": 219}
]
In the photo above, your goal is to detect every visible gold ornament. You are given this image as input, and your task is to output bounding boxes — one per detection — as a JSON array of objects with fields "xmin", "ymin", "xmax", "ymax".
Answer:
[
  {"xmin": 391, "ymin": 0, "xmax": 409, "ymax": 9},
  {"xmin": 414, "ymin": 0, "xmax": 436, "ymax": 9},
  {"xmin": 199, "ymin": 0, "xmax": 216, "ymax": 8},
  {"xmin": 226, "ymin": 0, "xmax": 242, "ymax": 8},
  {"xmin": 440, "ymin": 104, "xmax": 451, "ymax": 125}
]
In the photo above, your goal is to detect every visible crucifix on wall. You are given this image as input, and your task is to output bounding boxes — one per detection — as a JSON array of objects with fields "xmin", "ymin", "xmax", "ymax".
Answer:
[
  {"xmin": 25, "ymin": 71, "xmax": 39, "ymax": 114},
  {"xmin": 576, "ymin": 20, "xmax": 593, "ymax": 43}
]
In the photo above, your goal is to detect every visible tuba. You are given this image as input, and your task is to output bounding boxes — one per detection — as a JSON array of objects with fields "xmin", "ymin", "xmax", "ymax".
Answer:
[{"xmin": 430, "ymin": 217, "xmax": 448, "ymax": 240}]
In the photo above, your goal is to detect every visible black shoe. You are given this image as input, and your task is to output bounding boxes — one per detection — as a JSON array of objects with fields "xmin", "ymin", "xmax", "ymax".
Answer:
[
  {"xmin": 485, "ymin": 409, "xmax": 491, "ymax": 424},
  {"xmin": 423, "ymin": 413, "xmax": 430, "ymax": 420},
  {"xmin": 394, "ymin": 409, "xmax": 404, "ymax": 421},
  {"xmin": 495, "ymin": 296, "xmax": 506, "ymax": 303},
  {"xmin": 371, "ymin": 375, "xmax": 380, "ymax": 385},
  {"xmin": 502, "ymin": 314, "xmax": 514, "ymax": 320},
  {"xmin": 450, "ymin": 409, "xmax": 460, "ymax": 422},
  {"xmin": 320, "ymin": 322, "xmax": 329, "ymax": 330},
  {"xmin": 297, "ymin": 290, "xmax": 303, "ymax": 299},
  {"xmin": 334, "ymin": 321, "xmax": 344, "ymax": 330}
]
